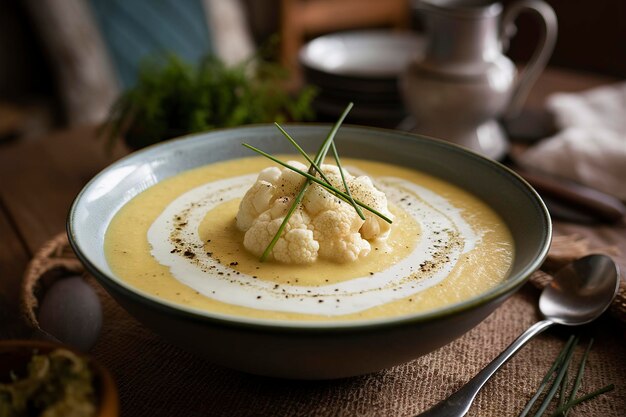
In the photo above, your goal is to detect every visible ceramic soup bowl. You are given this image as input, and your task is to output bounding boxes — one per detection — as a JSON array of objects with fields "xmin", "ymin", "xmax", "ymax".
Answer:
[{"xmin": 68, "ymin": 125, "xmax": 551, "ymax": 379}]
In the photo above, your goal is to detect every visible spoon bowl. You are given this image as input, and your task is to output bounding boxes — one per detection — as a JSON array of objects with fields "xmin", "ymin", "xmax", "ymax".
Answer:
[
  {"xmin": 418, "ymin": 254, "xmax": 620, "ymax": 417},
  {"xmin": 540, "ymin": 255, "xmax": 620, "ymax": 325}
]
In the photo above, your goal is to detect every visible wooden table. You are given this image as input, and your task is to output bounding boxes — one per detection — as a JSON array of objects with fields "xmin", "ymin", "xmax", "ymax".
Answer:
[{"xmin": 0, "ymin": 67, "xmax": 624, "ymax": 415}]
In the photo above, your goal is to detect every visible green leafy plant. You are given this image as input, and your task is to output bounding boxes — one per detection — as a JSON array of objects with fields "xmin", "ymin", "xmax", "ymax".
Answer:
[{"xmin": 100, "ymin": 54, "xmax": 316, "ymax": 150}]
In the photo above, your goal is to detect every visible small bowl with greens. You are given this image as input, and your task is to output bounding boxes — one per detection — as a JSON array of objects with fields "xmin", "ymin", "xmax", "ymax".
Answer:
[{"xmin": 0, "ymin": 340, "xmax": 118, "ymax": 417}]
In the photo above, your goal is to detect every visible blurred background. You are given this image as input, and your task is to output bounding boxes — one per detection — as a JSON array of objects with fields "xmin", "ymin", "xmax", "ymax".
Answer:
[{"xmin": 0, "ymin": 0, "xmax": 624, "ymax": 144}]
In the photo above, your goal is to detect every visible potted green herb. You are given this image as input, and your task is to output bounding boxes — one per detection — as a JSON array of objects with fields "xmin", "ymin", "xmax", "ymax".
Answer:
[{"xmin": 100, "ymin": 54, "xmax": 315, "ymax": 150}]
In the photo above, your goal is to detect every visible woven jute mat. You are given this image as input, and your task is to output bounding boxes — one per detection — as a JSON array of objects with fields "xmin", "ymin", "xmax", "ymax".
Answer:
[{"xmin": 19, "ymin": 233, "xmax": 626, "ymax": 416}]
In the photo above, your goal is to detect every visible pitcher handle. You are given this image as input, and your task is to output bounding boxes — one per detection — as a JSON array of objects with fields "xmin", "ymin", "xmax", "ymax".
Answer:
[{"xmin": 501, "ymin": 0, "xmax": 557, "ymax": 118}]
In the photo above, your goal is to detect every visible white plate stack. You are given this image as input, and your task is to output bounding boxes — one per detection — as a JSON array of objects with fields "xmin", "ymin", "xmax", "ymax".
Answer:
[{"xmin": 299, "ymin": 30, "xmax": 423, "ymax": 128}]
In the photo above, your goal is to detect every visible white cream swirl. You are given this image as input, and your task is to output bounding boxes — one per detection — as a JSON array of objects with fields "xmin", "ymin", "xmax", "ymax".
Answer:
[{"xmin": 147, "ymin": 173, "xmax": 480, "ymax": 316}]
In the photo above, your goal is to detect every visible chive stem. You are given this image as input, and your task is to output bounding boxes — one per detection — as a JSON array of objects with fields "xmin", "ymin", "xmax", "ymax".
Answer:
[
  {"xmin": 563, "ymin": 339, "xmax": 594, "ymax": 417},
  {"xmin": 331, "ymin": 141, "xmax": 365, "ymax": 220},
  {"xmin": 549, "ymin": 384, "xmax": 615, "ymax": 417},
  {"xmin": 259, "ymin": 103, "xmax": 353, "ymax": 261},
  {"xmin": 531, "ymin": 336, "xmax": 579, "ymax": 417},
  {"xmin": 275, "ymin": 121, "xmax": 364, "ymax": 220},
  {"xmin": 260, "ymin": 184, "xmax": 308, "ymax": 261},
  {"xmin": 558, "ymin": 368, "xmax": 569, "ymax": 410},
  {"xmin": 243, "ymin": 143, "xmax": 392, "ymax": 223},
  {"xmin": 274, "ymin": 122, "xmax": 333, "ymax": 186},
  {"xmin": 315, "ymin": 102, "xmax": 353, "ymax": 166},
  {"xmin": 518, "ymin": 336, "xmax": 576, "ymax": 417}
]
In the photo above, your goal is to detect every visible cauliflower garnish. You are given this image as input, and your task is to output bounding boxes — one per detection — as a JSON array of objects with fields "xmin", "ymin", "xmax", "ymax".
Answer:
[{"xmin": 236, "ymin": 161, "xmax": 394, "ymax": 264}]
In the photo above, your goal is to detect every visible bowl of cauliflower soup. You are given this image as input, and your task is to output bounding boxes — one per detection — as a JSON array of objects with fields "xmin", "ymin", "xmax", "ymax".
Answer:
[{"xmin": 68, "ymin": 125, "xmax": 551, "ymax": 379}]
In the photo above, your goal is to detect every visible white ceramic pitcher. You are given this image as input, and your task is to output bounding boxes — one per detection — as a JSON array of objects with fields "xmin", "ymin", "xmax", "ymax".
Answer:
[{"xmin": 402, "ymin": 0, "xmax": 557, "ymax": 160}]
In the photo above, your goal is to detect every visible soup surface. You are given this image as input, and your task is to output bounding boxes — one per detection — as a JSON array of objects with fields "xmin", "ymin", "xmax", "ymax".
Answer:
[{"xmin": 105, "ymin": 156, "xmax": 514, "ymax": 321}]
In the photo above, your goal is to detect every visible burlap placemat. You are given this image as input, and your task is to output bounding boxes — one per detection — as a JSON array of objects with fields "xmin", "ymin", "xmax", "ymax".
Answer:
[{"xmin": 19, "ymin": 233, "xmax": 626, "ymax": 416}]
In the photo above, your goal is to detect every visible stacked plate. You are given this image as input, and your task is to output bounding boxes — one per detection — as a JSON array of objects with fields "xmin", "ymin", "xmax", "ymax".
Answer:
[{"xmin": 299, "ymin": 30, "xmax": 423, "ymax": 128}]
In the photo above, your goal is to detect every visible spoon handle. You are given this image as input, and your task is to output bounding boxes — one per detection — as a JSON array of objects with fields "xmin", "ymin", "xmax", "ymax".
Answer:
[{"xmin": 416, "ymin": 319, "xmax": 554, "ymax": 417}]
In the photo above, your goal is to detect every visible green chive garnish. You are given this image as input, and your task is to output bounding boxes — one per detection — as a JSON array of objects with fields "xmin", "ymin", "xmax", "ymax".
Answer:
[
  {"xmin": 258, "ymin": 103, "xmax": 354, "ymax": 261},
  {"xmin": 331, "ymin": 141, "xmax": 365, "ymax": 220},
  {"xmin": 273, "ymin": 122, "xmax": 333, "ymax": 186},
  {"xmin": 242, "ymin": 144, "xmax": 392, "ymax": 224}
]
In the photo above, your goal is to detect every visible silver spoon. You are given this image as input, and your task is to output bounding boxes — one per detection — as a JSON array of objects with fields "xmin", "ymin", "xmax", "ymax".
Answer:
[{"xmin": 417, "ymin": 254, "xmax": 620, "ymax": 417}]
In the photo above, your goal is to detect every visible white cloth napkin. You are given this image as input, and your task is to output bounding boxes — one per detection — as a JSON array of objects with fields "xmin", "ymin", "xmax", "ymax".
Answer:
[{"xmin": 518, "ymin": 82, "xmax": 626, "ymax": 200}]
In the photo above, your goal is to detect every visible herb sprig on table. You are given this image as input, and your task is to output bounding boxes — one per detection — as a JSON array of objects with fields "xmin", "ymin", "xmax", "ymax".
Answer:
[
  {"xmin": 519, "ymin": 336, "xmax": 615, "ymax": 417},
  {"xmin": 242, "ymin": 102, "xmax": 392, "ymax": 262}
]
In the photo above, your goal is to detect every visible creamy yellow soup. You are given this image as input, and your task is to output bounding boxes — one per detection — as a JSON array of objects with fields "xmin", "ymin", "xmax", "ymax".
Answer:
[{"xmin": 105, "ymin": 156, "xmax": 514, "ymax": 321}]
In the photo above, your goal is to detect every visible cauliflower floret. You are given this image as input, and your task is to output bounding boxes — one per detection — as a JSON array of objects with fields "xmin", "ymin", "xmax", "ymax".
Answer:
[
  {"xmin": 258, "ymin": 166, "xmax": 281, "ymax": 183},
  {"xmin": 302, "ymin": 164, "xmax": 352, "ymax": 215},
  {"xmin": 312, "ymin": 201, "xmax": 371, "ymax": 262},
  {"xmin": 236, "ymin": 180, "xmax": 276, "ymax": 230},
  {"xmin": 275, "ymin": 160, "xmax": 308, "ymax": 197},
  {"xmin": 236, "ymin": 162, "xmax": 393, "ymax": 264},
  {"xmin": 243, "ymin": 199, "xmax": 319, "ymax": 263},
  {"xmin": 348, "ymin": 175, "xmax": 393, "ymax": 240},
  {"xmin": 273, "ymin": 228, "xmax": 319, "ymax": 264}
]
